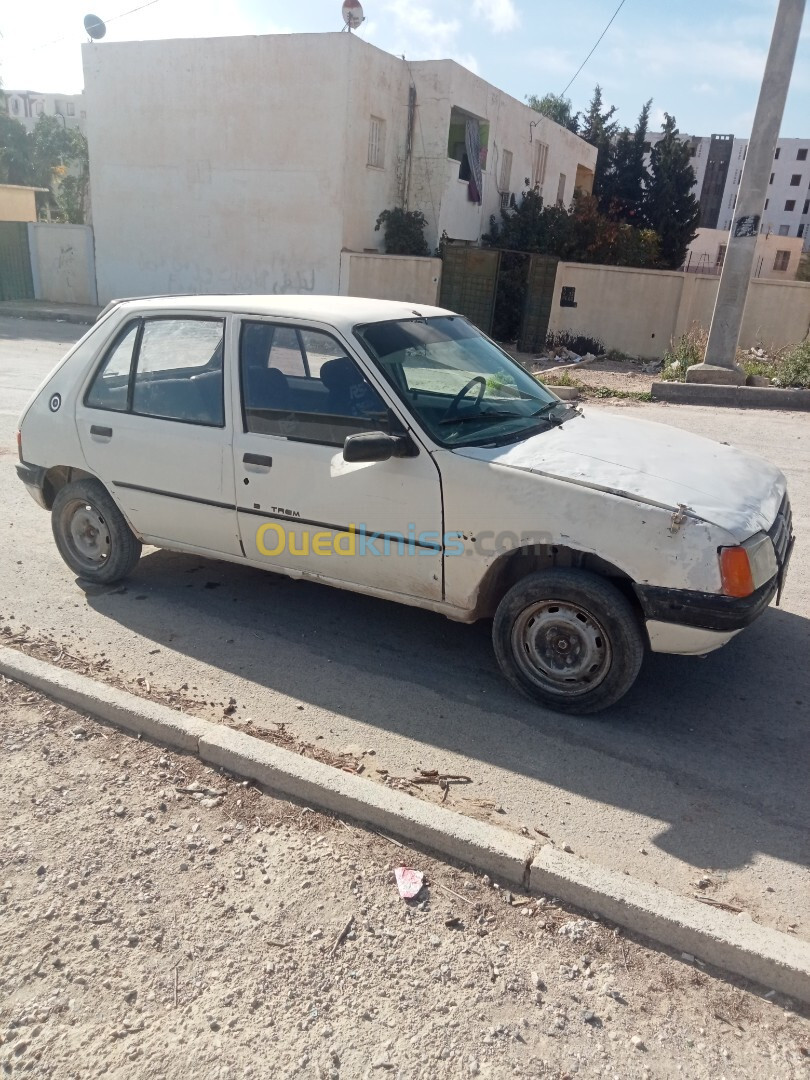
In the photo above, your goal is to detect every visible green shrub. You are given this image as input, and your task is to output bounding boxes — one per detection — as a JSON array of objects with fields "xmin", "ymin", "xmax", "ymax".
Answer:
[
  {"xmin": 660, "ymin": 325, "xmax": 706, "ymax": 382},
  {"xmin": 773, "ymin": 341, "xmax": 810, "ymax": 388},
  {"xmin": 374, "ymin": 208, "xmax": 429, "ymax": 256}
]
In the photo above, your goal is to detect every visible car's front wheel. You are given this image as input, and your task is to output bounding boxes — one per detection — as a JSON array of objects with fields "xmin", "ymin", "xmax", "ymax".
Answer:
[
  {"xmin": 51, "ymin": 478, "xmax": 142, "ymax": 584},
  {"xmin": 492, "ymin": 569, "xmax": 644, "ymax": 715}
]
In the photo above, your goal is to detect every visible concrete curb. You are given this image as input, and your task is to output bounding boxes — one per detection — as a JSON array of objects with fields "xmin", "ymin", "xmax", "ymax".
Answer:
[
  {"xmin": 2, "ymin": 642, "xmax": 809, "ymax": 1003},
  {"xmin": 651, "ymin": 381, "xmax": 810, "ymax": 411},
  {"xmin": 0, "ymin": 303, "xmax": 99, "ymax": 325}
]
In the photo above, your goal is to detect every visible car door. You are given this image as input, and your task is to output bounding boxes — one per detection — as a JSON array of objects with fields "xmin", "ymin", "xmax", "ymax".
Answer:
[
  {"xmin": 75, "ymin": 312, "xmax": 242, "ymax": 557},
  {"xmin": 232, "ymin": 318, "xmax": 443, "ymax": 601}
]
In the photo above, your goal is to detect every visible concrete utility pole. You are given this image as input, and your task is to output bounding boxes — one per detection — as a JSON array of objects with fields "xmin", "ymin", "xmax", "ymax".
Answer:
[{"xmin": 687, "ymin": 0, "xmax": 806, "ymax": 384}]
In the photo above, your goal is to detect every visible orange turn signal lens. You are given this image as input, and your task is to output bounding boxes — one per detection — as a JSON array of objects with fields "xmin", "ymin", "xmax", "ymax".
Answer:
[{"xmin": 720, "ymin": 547, "xmax": 755, "ymax": 598}]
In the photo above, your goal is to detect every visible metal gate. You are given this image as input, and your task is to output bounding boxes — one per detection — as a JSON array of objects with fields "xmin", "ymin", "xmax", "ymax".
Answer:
[
  {"xmin": 518, "ymin": 254, "xmax": 559, "ymax": 353},
  {"xmin": 439, "ymin": 246, "xmax": 501, "ymax": 334},
  {"xmin": 0, "ymin": 222, "xmax": 35, "ymax": 301}
]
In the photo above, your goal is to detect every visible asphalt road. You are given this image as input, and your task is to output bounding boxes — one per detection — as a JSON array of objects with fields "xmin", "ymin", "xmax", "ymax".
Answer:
[{"xmin": 2, "ymin": 317, "xmax": 808, "ymax": 939}]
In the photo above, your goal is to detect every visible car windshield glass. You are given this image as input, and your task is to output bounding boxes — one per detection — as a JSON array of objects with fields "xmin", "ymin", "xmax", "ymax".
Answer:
[{"xmin": 356, "ymin": 316, "xmax": 567, "ymax": 447}]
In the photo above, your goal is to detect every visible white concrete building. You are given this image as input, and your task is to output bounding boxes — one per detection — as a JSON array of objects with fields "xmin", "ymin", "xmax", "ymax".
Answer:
[
  {"xmin": 81, "ymin": 32, "xmax": 596, "ymax": 304},
  {"xmin": 684, "ymin": 227, "xmax": 804, "ymax": 280},
  {"xmin": 648, "ymin": 131, "xmax": 810, "ymax": 252},
  {"xmin": 5, "ymin": 90, "xmax": 87, "ymax": 133}
]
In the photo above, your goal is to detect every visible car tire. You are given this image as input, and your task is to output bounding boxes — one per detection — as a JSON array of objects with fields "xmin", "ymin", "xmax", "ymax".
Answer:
[
  {"xmin": 51, "ymin": 478, "xmax": 142, "ymax": 584},
  {"xmin": 492, "ymin": 569, "xmax": 644, "ymax": 715}
]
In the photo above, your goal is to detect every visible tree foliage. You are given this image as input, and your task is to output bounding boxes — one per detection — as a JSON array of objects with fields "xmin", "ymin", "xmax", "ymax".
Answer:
[
  {"xmin": 642, "ymin": 113, "xmax": 700, "ymax": 269},
  {"xmin": 577, "ymin": 85, "xmax": 618, "ymax": 203},
  {"xmin": 526, "ymin": 93, "xmax": 579, "ymax": 133},
  {"xmin": 483, "ymin": 188, "xmax": 660, "ymax": 269},
  {"xmin": 0, "ymin": 114, "xmax": 89, "ymax": 223},
  {"xmin": 598, "ymin": 100, "xmax": 651, "ymax": 224},
  {"xmin": 374, "ymin": 207, "xmax": 429, "ymax": 256}
]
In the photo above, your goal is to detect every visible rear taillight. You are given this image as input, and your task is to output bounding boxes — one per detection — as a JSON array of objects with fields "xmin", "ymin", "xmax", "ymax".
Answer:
[{"xmin": 16, "ymin": 430, "xmax": 23, "ymax": 462}]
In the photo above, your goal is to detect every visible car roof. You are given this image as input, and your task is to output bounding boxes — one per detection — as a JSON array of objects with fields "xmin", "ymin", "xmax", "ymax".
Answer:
[{"xmin": 109, "ymin": 294, "xmax": 454, "ymax": 328}]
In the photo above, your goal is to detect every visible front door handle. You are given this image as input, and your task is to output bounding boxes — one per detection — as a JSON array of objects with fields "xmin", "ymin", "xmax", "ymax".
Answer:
[
  {"xmin": 90, "ymin": 425, "xmax": 113, "ymax": 438},
  {"xmin": 243, "ymin": 453, "xmax": 273, "ymax": 468}
]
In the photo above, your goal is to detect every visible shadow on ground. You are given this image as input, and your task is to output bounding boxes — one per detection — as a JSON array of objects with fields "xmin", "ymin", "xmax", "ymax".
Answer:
[{"xmin": 83, "ymin": 547, "xmax": 810, "ymax": 880}]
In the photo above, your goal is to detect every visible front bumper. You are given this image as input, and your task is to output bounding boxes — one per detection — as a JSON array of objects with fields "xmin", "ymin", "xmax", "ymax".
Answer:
[
  {"xmin": 15, "ymin": 461, "xmax": 48, "ymax": 509},
  {"xmin": 637, "ymin": 490, "xmax": 794, "ymax": 640}
]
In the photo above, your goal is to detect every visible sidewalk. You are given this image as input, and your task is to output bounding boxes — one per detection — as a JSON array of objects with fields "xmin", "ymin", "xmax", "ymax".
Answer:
[
  {"xmin": 1, "ymin": 674, "xmax": 808, "ymax": 1079},
  {"xmin": 0, "ymin": 299, "xmax": 101, "ymax": 325}
]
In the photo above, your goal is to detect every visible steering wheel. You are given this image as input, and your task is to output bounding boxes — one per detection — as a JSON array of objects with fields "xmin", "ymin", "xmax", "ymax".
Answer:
[{"xmin": 442, "ymin": 375, "xmax": 486, "ymax": 423}]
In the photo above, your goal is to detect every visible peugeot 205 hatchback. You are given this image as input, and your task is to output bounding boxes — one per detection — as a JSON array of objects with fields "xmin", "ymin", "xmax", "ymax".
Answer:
[{"xmin": 16, "ymin": 296, "xmax": 794, "ymax": 714}]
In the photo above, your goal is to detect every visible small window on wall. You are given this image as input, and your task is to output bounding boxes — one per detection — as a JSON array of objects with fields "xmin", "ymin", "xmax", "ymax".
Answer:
[
  {"xmin": 716, "ymin": 245, "xmax": 727, "ymax": 267},
  {"xmin": 773, "ymin": 250, "xmax": 790, "ymax": 272},
  {"xmin": 499, "ymin": 149, "xmax": 513, "ymax": 193},
  {"xmin": 560, "ymin": 286, "xmax": 577, "ymax": 308},
  {"xmin": 799, "ymin": 224, "xmax": 806, "ymax": 238},
  {"xmin": 368, "ymin": 116, "xmax": 385, "ymax": 169},
  {"xmin": 790, "ymin": 174, "xmax": 802, "ymax": 186},
  {"xmin": 532, "ymin": 141, "xmax": 549, "ymax": 189},
  {"xmin": 798, "ymin": 148, "xmax": 808, "ymax": 161},
  {"xmin": 775, "ymin": 147, "xmax": 781, "ymax": 159},
  {"xmin": 556, "ymin": 173, "xmax": 566, "ymax": 207},
  {"xmin": 778, "ymin": 224, "xmax": 790, "ymax": 236},
  {"xmin": 66, "ymin": 102, "xmax": 75, "ymax": 117},
  {"xmin": 11, "ymin": 98, "xmax": 20, "ymax": 114},
  {"xmin": 785, "ymin": 200, "xmax": 796, "ymax": 212},
  {"xmin": 804, "ymin": 199, "xmax": 810, "ymax": 214}
]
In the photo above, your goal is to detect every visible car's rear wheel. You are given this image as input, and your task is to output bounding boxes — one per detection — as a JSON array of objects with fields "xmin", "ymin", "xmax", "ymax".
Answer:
[
  {"xmin": 492, "ymin": 569, "xmax": 644, "ymax": 715},
  {"xmin": 51, "ymin": 478, "xmax": 142, "ymax": 584}
]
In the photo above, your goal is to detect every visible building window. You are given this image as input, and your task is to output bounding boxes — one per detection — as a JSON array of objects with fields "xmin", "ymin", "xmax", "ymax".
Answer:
[
  {"xmin": 769, "ymin": 173, "xmax": 774, "ymax": 184},
  {"xmin": 773, "ymin": 250, "xmax": 790, "ymax": 271},
  {"xmin": 11, "ymin": 98, "xmax": 20, "ymax": 114},
  {"xmin": 556, "ymin": 172, "xmax": 566, "ymax": 207},
  {"xmin": 66, "ymin": 102, "xmax": 75, "ymax": 117},
  {"xmin": 367, "ymin": 116, "xmax": 385, "ymax": 169},
  {"xmin": 799, "ymin": 224, "xmax": 805, "ymax": 238},
  {"xmin": 532, "ymin": 141, "xmax": 549, "ymax": 190},
  {"xmin": 764, "ymin": 199, "xmax": 769, "ymax": 209},
  {"xmin": 785, "ymin": 200, "xmax": 796, "ymax": 211},
  {"xmin": 728, "ymin": 193, "xmax": 736, "ymax": 209},
  {"xmin": 798, "ymin": 148, "xmax": 808, "ymax": 161},
  {"xmin": 804, "ymin": 199, "xmax": 810, "ymax": 214},
  {"xmin": 560, "ymin": 286, "xmax": 577, "ymax": 308},
  {"xmin": 778, "ymin": 224, "xmax": 790, "ymax": 236},
  {"xmin": 499, "ymin": 149, "xmax": 513, "ymax": 193},
  {"xmin": 790, "ymin": 174, "xmax": 802, "ymax": 186},
  {"xmin": 715, "ymin": 245, "xmax": 727, "ymax": 267},
  {"xmin": 774, "ymin": 147, "xmax": 781, "ymax": 159},
  {"xmin": 733, "ymin": 169, "xmax": 740, "ymax": 184}
]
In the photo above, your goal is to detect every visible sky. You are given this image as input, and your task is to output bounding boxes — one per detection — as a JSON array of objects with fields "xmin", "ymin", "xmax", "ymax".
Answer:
[{"xmin": 2, "ymin": 0, "xmax": 809, "ymax": 137}]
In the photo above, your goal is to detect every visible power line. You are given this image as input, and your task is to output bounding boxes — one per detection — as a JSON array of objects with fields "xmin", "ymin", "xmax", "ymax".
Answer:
[
  {"xmin": 559, "ymin": 0, "xmax": 628, "ymax": 98},
  {"xmin": 25, "ymin": 0, "xmax": 167, "ymax": 55}
]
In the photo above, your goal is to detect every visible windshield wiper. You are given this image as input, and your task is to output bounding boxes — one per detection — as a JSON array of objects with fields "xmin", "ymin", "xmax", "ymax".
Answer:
[{"xmin": 440, "ymin": 410, "xmax": 530, "ymax": 426}]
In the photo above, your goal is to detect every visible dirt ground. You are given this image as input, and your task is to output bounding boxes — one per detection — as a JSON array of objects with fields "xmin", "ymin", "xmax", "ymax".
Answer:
[
  {"xmin": 503, "ymin": 348, "xmax": 657, "ymax": 396},
  {"xmin": 2, "ymin": 677, "xmax": 810, "ymax": 1080}
]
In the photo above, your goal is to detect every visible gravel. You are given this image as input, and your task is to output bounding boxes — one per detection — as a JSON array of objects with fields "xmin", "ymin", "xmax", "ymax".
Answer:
[{"xmin": 1, "ymin": 677, "xmax": 809, "ymax": 1079}]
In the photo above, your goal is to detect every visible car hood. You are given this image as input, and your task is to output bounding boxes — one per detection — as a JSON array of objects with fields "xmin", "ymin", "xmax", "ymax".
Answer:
[{"xmin": 452, "ymin": 409, "xmax": 785, "ymax": 541}]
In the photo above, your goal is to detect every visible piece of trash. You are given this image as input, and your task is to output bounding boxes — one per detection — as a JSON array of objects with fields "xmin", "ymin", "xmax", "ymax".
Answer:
[
  {"xmin": 394, "ymin": 866, "xmax": 424, "ymax": 899},
  {"xmin": 444, "ymin": 915, "xmax": 463, "ymax": 930}
]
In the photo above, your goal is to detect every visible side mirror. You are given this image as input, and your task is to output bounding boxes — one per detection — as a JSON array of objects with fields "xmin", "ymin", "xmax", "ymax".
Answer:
[{"xmin": 343, "ymin": 431, "xmax": 408, "ymax": 463}]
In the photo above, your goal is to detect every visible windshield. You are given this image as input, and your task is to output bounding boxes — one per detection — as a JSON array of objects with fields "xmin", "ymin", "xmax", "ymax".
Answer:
[{"xmin": 356, "ymin": 316, "xmax": 571, "ymax": 447}]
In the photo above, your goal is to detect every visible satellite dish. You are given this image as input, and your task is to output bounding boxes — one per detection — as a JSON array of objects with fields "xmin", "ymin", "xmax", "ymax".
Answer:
[
  {"xmin": 342, "ymin": 1, "xmax": 365, "ymax": 31},
  {"xmin": 84, "ymin": 14, "xmax": 107, "ymax": 40}
]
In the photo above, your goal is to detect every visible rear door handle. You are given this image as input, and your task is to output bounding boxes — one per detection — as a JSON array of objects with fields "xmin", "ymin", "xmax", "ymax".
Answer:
[
  {"xmin": 90, "ymin": 425, "xmax": 113, "ymax": 438},
  {"xmin": 243, "ymin": 453, "xmax": 273, "ymax": 468}
]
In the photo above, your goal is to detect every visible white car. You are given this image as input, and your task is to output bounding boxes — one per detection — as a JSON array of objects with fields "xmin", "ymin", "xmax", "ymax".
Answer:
[{"xmin": 15, "ymin": 296, "xmax": 794, "ymax": 714}]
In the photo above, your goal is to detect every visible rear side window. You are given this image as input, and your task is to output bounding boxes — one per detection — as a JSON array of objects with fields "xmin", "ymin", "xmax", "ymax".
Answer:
[
  {"xmin": 132, "ymin": 319, "xmax": 225, "ymax": 424},
  {"xmin": 85, "ymin": 322, "xmax": 138, "ymax": 412},
  {"xmin": 86, "ymin": 317, "xmax": 225, "ymax": 426}
]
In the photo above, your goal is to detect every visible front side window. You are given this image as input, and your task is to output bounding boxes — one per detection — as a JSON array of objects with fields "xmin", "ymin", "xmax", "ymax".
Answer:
[
  {"xmin": 357, "ymin": 316, "xmax": 566, "ymax": 449},
  {"xmin": 240, "ymin": 322, "xmax": 390, "ymax": 446},
  {"xmin": 86, "ymin": 316, "xmax": 225, "ymax": 425}
]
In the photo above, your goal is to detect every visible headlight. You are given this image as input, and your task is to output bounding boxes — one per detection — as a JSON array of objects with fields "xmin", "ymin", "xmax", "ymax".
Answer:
[{"xmin": 719, "ymin": 533, "xmax": 777, "ymax": 597}]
